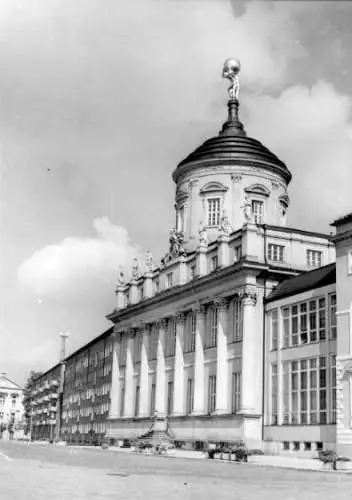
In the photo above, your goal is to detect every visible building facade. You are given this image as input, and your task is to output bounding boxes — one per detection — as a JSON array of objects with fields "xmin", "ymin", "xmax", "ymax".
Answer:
[
  {"xmin": 104, "ymin": 73, "xmax": 335, "ymax": 450},
  {"xmin": 0, "ymin": 373, "xmax": 24, "ymax": 440},
  {"xmin": 28, "ymin": 62, "xmax": 352, "ymax": 457},
  {"xmin": 61, "ymin": 328, "xmax": 113, "ymax": 444}
]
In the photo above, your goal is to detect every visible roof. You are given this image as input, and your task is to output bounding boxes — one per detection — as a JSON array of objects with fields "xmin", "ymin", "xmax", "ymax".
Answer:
[
  {"xmin": 266, "ymin": 263, "xmax": 336, "ymax": 303},
  {"xmin": 173, "ymin": 100, "xmax": 292, "ymax": 184},
  {"xmin": 330, "ymin": 212, "xmax": 352, "ymax": 227},
  {"xmin": 0, "ymin": 373, "xmax": 23, "ymax": 391}
]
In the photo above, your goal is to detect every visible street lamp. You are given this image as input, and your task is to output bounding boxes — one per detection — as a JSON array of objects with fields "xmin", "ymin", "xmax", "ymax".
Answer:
[{"xmin": 55, "ymin": 331, "xmax": 69, "ymax": 442}]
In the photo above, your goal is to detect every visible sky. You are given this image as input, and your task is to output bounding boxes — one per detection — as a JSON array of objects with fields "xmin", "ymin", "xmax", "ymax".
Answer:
[{"xmin": 1, "ymin": 0, "xmax": 352, "ymax": 385}]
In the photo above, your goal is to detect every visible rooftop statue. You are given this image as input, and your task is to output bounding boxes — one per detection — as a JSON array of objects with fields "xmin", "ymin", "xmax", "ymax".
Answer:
[
  {"xmin": 199, "ymin": 222, "xmax": 208, "ymax": 246},
  {"xmin": 145, "ymin": 250, "xmax": 154, "ymax": 272},
  {"xmin": 222, "ymin": 58, "xmax": 241, "ymax": 101},
  {"xmin": 117, "ymin": 266, "xmax": 125, "ymax": 286},
  {"xmin": 131, "ymin": 257, "xmax": 142, "ymax": 280}
]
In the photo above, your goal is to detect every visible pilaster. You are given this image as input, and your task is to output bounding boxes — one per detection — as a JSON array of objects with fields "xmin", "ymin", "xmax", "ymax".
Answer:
[
  {"xmin": 115, "ymin": 286, "xmax": 125, "ymax": 310},
  {"xmin": 178, "ymin": 256, "xmax": 188, "ymax": 285},
  {"xmin": 155, "ymin": 319, "xmax": 167, "ymax": 417},
  {"xmin": 214, "ymin": 298, "xmax": 229, "ymax": 414},
  {"xmin": 197, "ymin": 244, "xmax": 208, "ymax": 277},
  {"xmin": 123, "ymin": 329, "xmax": 135, "ymax": 418},
  {"xmin": 109, "ymin": 330, "xmax": 121, "ymax": 419},
  {"xmin": 238, "ymin": 286, "xmax": 259, "ymax": 415},
  {"xmin": 218, "ymin": 235, "xmax": 230, "ymax": 267},
  {"xmin": 130, "ymin": 280, "xmax": 138, "ymax": 304},
  {"xmin": 139, "ymin": 324, "xmax": 151, "ymax": 417},
  {"xmin": 192, "ymin": 303, "xmax": 206, "ymax": 415},
  {"xmin": 173, "ymin": 312, "xmax": 186, "ymax": 416},
  {"xmin": 143, "ymin": 272, "xmax": 153, "ymax": 299}
]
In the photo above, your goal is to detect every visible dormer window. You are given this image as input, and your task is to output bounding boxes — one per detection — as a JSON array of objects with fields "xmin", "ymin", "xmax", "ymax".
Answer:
[
  {"xmin": 251, "ymin": 200, "xmax": 264, "ymax": 224},
  {"xmin": 207, "ymin": 198, "xmax": 221, "ymax": 227}
]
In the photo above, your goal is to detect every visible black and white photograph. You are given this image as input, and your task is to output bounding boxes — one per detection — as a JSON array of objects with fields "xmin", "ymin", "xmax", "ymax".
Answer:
[{"xmin": 1, "ymin": 0, "xmax": 352, "ymax": 498}]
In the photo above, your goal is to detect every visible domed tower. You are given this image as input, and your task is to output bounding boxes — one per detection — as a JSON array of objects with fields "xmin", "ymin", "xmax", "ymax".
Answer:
[{"xmin": 172, "ymin": 59, "xmax": 292, "ymax": 252}]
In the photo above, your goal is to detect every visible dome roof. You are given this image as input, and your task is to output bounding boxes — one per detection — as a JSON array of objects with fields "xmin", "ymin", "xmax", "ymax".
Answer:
[{"xmin": 172, "ymin": 100, "xmax": 292, "ymax": 184}]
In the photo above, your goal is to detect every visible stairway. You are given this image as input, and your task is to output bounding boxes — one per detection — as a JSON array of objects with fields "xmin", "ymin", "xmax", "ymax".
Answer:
[{"xmin": 136, "ymin": 416, "xmax": 174, "ymax": 449}]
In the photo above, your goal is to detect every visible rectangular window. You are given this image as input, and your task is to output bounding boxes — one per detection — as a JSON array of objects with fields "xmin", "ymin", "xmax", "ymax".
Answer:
[
  {"xmin": 329, "ymin": 293, "xmax": 337, "ymax": 340},
  {"xmin": 210, "ymin": 255, "xmax": 218, "ymax": 272},
  {"xmin": 234, "ymin": 245, "xmax": 242, "ymax": 262},
  {"xmin": 208, "ymin": 375, "xmax": 216, "ymax": 413},
  {"xmin": 282, "ymin": 357, "xmax": 329, "ymax": 425},
  {"xmin": 134, "ymin": 331, "xmax": 142, "ymax": 364},
  {"xmin": 120, "ymin": 387, "xmax": 125, "ymax": 417},
  {"xmin": 306, "ymin": 249, "xmax": 322, "ymax": 268},
  {"xmin": 166, "ymin": 272, "xmax": 174, "ymax": 289},
  {"xmin": 150, "ymin": 383, "xmax": 156, "ymax": 416},
  {"xmin": 134, "ymin": 386, "xmax": 140, "ymax": 417},
  {"xmin": 282, "ymin": 298, "xmax": 327, "ymax": 347},
  {"xmin": 207, "ymin": 198, "xmax": 221, "ymax": 227},
  {"xmin": 166, "ymin": 318, "xmax": 176, "ymax": 357},
  {"xmin": 149, "ymin": 326, "xmax": 158, "ymax": 361},
  {"xmin": 139, "ymin": 286, "xmax": 144, "ymax": 301},
  {"xmin": 271, "ymin": 309, "xmax": 278, "ymax": 350},
  {"xmin": 154, "ymin": 277, "xmax": 160, "ymax": 294},
  {"xmin": 271, "ymin": 364, "xmax": 278, "ymax": 424},
  {"xmin": 186, "ymin": 378, "xmax": 194, "ymax": 415},
  {"xmin": 331, "ymin": 355, "xmax": 336, "ymax": 424},
  {"xmin": 230, "ymin": 298, "xmax": 242, "ymax": 343},
  {"xmin": 268, "ymin": 244, "xmax": 285, "ymax": 263},
  {"xmin": 178, "ymin": 206, "xmax": 184, "ymax": 232},
  {"xmin": 184, "ymin": 311, "xmax": 197, "ymax": 353},
  {"xmin": 189, "ymin": 265, "xmax": 196, "ymax": 280},
  {"xmin": 232, "ymin": 372, "xmax": 241, "ymax": 413},
  {"xmin": 252, "ymin": 200, "xmax": 264, "ymax": 224},
  {"xmin": 206, "ymin": 306, "xmax": 218, "ymax": 348},
  {"xmin": 119, "ymin": 335, "xmax": 127, "ymax": 367},
  {"xmin": 167, "ymin": 381, "xmax": 174, "ymax": 416}
]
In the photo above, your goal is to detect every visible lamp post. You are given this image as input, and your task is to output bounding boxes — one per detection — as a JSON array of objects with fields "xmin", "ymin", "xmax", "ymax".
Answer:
[{"xmin": 55, "ymin": 331, "xmax": 69, "ymax": 442}]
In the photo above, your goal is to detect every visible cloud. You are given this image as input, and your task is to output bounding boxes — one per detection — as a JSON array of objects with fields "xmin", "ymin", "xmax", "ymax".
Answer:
[
  {"xmin": 245, "ymin": 80, "xmax": 352, "ymax": 230},
  {"xmin": 17, "ymin": 217, "xmax": 141, "ymax": 295}
]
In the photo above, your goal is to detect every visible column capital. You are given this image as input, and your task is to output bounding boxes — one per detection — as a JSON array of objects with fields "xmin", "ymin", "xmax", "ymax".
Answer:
[
  {"xmin": 175, "ymin": 311, "xmax": 186, "ymax": 324},
  {"xmin": 213, "ymin": 296, "xmax": 229, "ymax": 311},
  {"xmin": 159, "ymin": 318, "xmax": 168, "ymax": 330},
  {"xmin": 239, "ymin": 287, "xmax": 257, "ymax": 307},
  {"xmin": 143, "ymin": 323, "xmax": 153, "ymax": 333},
  {"xmin": 126, "ymin": 328, "xmax": 136, "ymax": 339},
  {"xmin": 192, "ymin": 301, "xmax": 207, "ymax": 315}
]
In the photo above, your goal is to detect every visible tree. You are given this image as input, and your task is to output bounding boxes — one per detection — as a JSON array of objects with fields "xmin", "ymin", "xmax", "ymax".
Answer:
[{"xmin": 22, "ymin": 370, "xmax": 42, "ymax": 435}]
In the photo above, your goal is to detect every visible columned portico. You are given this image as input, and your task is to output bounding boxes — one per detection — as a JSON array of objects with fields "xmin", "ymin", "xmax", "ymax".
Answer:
[
  {"xmin": 109, "ymin": 331, "xmax": 121, "ymax": 418},
  {"xmin": 155, "ymin": 320, "xmax": 167, "ymax": 416},
  {"xmin": 239, "ymin": 287, "xmax": 258, "ymax": 414},
  {"xmin": 123, "ymin": 329, "xmax": 135, "ymax": 418},
  {"xmin": 139, "ymin": 324, "xmax": 151, "ymax": 417},
  {"xmin": 215, "ymin": 298, "xmax": 229, "ymax": 414},
  {"xmin": 192, "ymin": 304, "xmax": 206, "ymax": 415},
  {"xmin": 173, "ymin": 312, "xmax": 186, "ymax": 415}
]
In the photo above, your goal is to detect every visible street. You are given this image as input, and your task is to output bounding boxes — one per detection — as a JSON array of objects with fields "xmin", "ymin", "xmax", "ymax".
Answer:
[{"xmin": 0, "ymin": 441, "xmax": 352, "ymax": 499}]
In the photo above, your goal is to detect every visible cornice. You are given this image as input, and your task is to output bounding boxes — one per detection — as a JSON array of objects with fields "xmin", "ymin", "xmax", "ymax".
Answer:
[{"xmin": 106, "ymin": 259, "xmax": 302, "ymax": 324}]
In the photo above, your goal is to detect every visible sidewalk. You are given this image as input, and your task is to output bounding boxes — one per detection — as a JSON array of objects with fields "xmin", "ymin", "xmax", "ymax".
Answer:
[{"xmin": 19, "ymin": 440, "xmax": 352, "ymax": 474}]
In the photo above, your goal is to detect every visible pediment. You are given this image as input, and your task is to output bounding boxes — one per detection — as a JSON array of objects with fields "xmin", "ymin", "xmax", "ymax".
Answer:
[
  {"xmin": 200, "ymin": 181, "xmax": 228, "ymax": 194},
  {"xmin": 244, "ymin": 183, "xmax": 270, "ymax": 197}
]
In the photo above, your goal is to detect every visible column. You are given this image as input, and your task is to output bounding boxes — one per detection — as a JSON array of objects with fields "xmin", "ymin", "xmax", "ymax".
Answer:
[
  {"xmin": 277, "ymin": 308, "xmax": 283, "ymax": 425},
  {"xmin": 218, "ymin": 234, "xmax": 230, "ymax": 267},
  {"xmin": 123, "ymin": 329, "xmax": 135, "ymax": 417},
  {"xmin": 109, "ymin": 331, "xmax": 121, "ymax": 419},
  {"xmin": 197, "ymin": 244, "xmax": 208, "ymax": 277},
  {"xmin": 215, "ymin": 298, "xmax": 229, "ymax": 414},
  {"xmin": 115, "ymin": 285, "xmax": 125, "ymax": 310},
  {"xmin": 192, "ymin": 304, "xmax": 206, "ymax": 415},
  {"xmin": 173, "ymin": 312, "xmax": 185, "ymax": 415},
  {"xmin": 239, "ymin": 287, "xmax": 258, "ymax": 414},
  {"xmin": 155, "ymin": 319, "xmax": 167, "ymax": 417},
  {"xmin": 139, "ymin": 324, "xmax": 151, "ymax": 417}
]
